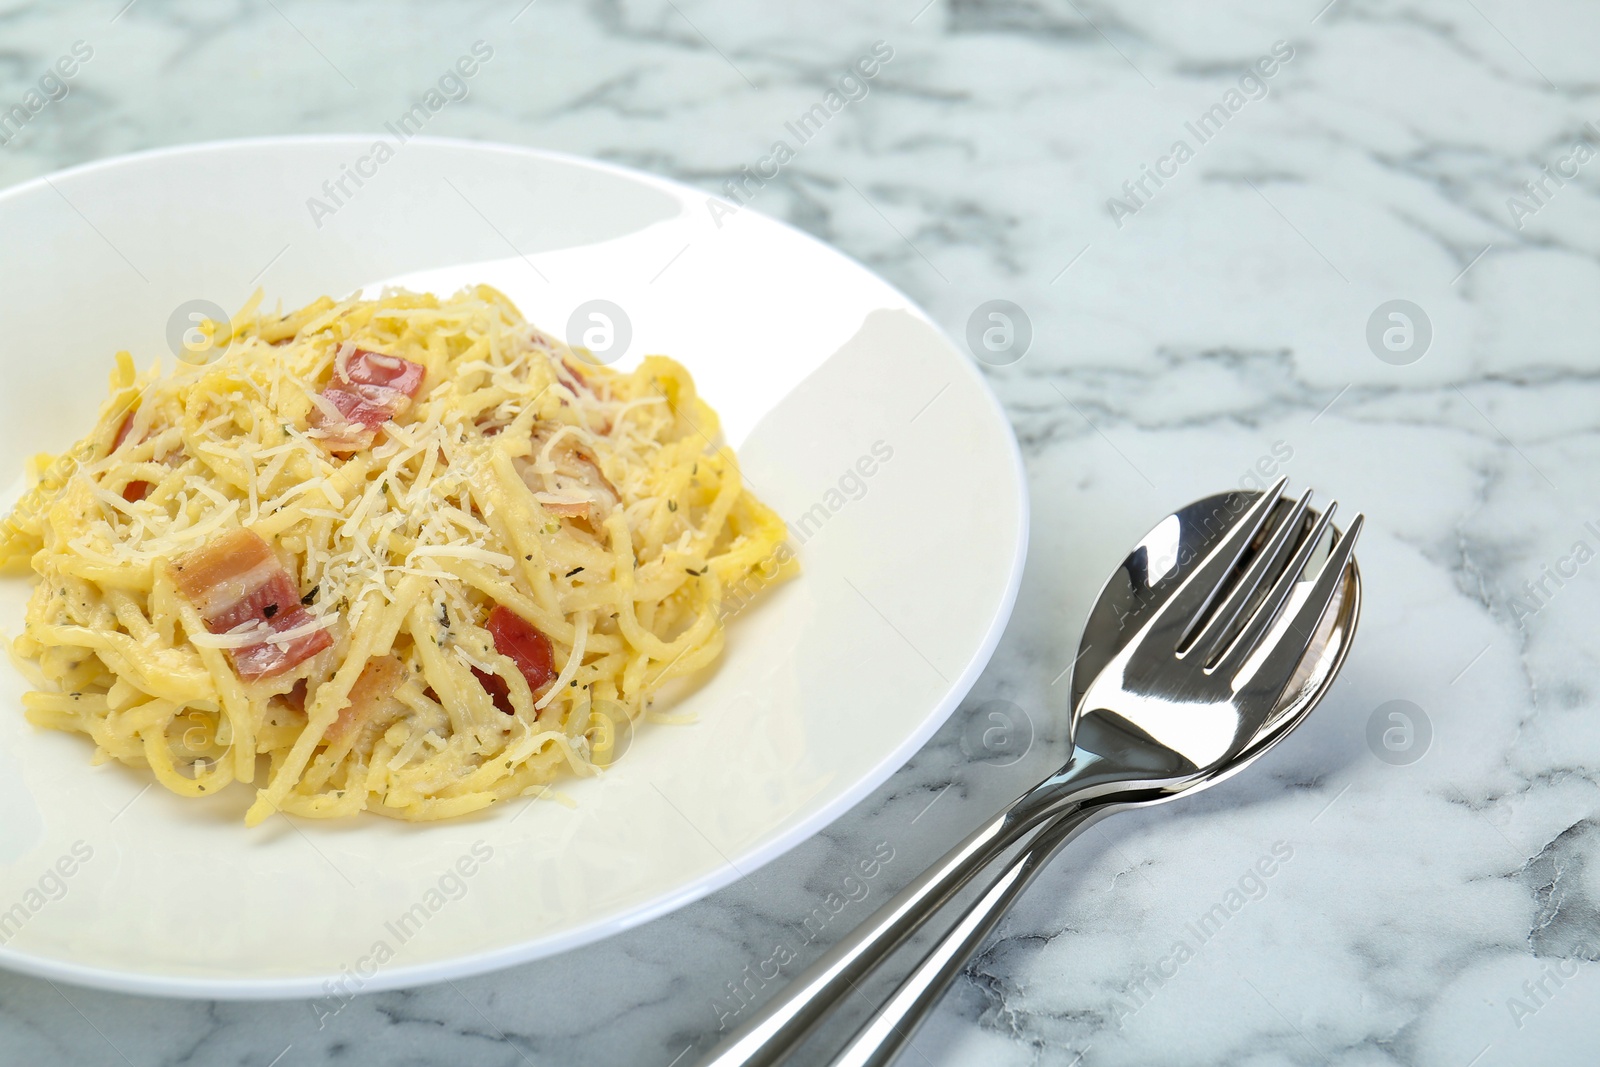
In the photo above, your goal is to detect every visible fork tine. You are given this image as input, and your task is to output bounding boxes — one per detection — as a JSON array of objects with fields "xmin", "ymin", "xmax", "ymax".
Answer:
[
  {"xmin": 1184, "ymin": 488, "xmax": 1314, "ymax": 665},
  {"xmin": 1143, "ymin": 477, "xmax": 1288, "ymax": 650},
  {"xmin": 1215, "ymin": 500, "xmax": 1337, "ymax": 672},
  {"xmin": 1230, "ymin": 514, "xmax": 1363, "ymax": 704}
]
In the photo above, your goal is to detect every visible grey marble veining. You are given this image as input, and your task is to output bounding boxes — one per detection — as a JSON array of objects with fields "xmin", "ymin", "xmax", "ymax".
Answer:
[{"xmin": 2, "ymin": 0, "xmax": 1599, "ymax": 1064}]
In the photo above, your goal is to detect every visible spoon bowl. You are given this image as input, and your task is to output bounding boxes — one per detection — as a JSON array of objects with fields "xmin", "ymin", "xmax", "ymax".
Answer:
[{"xmin": 1074, "ymin": 487, "xmax": 1359, "ymax": 750}]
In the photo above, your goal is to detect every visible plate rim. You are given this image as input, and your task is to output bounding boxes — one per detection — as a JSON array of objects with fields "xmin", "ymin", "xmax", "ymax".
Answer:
[{"xmin": 0, "ymin": 133, "xmax": 1031, "ymax": 999}]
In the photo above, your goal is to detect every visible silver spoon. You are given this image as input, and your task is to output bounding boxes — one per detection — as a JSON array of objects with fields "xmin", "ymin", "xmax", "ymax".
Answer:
[{"xmin": 699, "ymin": 479, "xmax": 1362, "ymax": 1067}]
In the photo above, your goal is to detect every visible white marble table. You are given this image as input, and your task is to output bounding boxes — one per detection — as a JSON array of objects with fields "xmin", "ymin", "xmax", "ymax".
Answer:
[{"xmin": 3, "ymin": 1, "xmax": 1597, "ymax": 1064}]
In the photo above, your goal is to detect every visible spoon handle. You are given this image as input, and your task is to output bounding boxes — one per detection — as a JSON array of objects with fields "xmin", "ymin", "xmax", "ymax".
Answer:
[
  {"xmin": 697, "ymin": 755, "xmax": 1148, "ymax": 1067},
  {"xmin": 695, "ymin": 808, "xmax": 1030, "ymax": 1067},
  {"xmin": 827, "ymin": 800, "xmax": 1128, "ymax": 1067}
]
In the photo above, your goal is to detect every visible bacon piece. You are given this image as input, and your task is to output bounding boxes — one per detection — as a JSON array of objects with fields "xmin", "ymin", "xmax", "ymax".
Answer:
[
  {"xmin": 325, "ymin": 655, "xmax": 408, "ymax": 744},
  {"xmin": 112, "ymin": 410, "xmax": 138, "ymax": 451},
  {"xmin": 110, "ymin": 409, "xmax": 185, "ymax": 502},
  {"xmin": 471, "ymin": 668, "xmax": 513, "ymax": 714},
  {"xmin": 310, "ymin": 345, "xmax": 425, "ymax": 451},
  {"xmin": 473, "ymin": 606, "xmax": 556, "ymax": 714},
  {"xmin": 112, "ymin": 410, "xmax": 153, "ymax": 502},
  {"xmin": 518, "ymin": 426, "xmax": 620, "ymax": 524},
  {"xmin": 559, "ymin": 358, "xmax": 591, "ymax": 393},
  {"xmin": 169, "ymin": 528, "xmax": 331, "ymax": 679},
  {"xmin": 555, "ymin": 358, "xmax": 612, "ymax": 433}
]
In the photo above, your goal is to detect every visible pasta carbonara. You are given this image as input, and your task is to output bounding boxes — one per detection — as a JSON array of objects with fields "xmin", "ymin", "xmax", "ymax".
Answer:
[{"xmin": 0, "ymin": 287, "xmax": 792, "ymax": 824}]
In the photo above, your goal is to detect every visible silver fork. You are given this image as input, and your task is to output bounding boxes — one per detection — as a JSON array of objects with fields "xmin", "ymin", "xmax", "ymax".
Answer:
[{"xmin": 700, "ymin": 479, "xmax": 1363, "ymax": 1067}]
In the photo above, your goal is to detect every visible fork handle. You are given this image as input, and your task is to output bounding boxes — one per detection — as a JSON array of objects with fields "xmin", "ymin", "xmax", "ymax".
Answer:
[
  {"xmin": 696, "ymin": 753, "xmax": 1148, "ymax": 1067},
  {"xmin": 827, "ymin": 798, "xmax": 1130, "ymax": 1067}
]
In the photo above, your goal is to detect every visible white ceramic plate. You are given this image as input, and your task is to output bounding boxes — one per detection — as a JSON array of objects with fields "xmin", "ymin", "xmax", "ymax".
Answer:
[{"xmin": 0, "ymin": 137, "xmax": 1026, "ymax": 998}]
